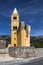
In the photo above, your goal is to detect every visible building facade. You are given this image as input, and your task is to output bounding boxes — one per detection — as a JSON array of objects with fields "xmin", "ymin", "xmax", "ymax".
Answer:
[{"xmin": 11, "ymin": 8, "xmax": 31, "ymax": 47}]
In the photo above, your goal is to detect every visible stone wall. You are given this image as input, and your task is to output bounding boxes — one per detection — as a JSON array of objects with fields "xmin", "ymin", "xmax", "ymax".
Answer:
[
  {"xmin": 9, "ymin": 47, "xmax": 35, "ymax": 58},
  {"xmin": 34, "ymin": 48, "xmax": 43, "ymax": 57},
  {"xmin": 0, "ymin": 47, "xmax": 43, "ymax": 58}
]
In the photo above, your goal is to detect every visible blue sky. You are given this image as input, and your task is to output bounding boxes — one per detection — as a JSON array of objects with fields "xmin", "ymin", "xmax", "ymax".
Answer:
[{"xmin": 0, "ymin": 0, "xmax": 43, "ymax": 36}]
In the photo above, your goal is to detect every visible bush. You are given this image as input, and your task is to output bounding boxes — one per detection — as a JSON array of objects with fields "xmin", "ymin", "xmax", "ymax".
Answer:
[{"xmin": 34, "ymin": 43, "xmax": 43, "ymax": 48}]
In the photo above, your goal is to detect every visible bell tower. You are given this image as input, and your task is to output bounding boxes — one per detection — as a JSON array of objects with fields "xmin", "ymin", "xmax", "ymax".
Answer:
[{"xmin": 11, "ymin": 8, "xmax": 19, "ymax": 46}]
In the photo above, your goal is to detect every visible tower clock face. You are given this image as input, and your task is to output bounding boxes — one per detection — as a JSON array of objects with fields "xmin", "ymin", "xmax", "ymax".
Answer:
[{"xmin": 14, "ymin": 22, "xmax": 16, "ymax": 24}]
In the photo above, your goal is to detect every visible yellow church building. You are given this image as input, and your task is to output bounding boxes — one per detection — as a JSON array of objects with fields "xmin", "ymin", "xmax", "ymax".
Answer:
[{"xmin": 11, "ymin": 8, "xmax": 31, "ymax": 47}]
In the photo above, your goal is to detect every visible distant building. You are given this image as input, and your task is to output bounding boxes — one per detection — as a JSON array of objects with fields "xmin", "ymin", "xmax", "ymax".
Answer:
[
  {"xmin": 0, "ymin": 37, "xmax": 6, "ymax": 49},
  {"xmin": 11, "ymin": 8, "xmax": 31, "ymax": 47}
]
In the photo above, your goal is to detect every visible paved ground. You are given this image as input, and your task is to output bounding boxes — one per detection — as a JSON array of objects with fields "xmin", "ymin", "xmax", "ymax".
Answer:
[
  {"xmin": 22, "ymin": 58, "xmax": 43, "ymax": 65},
  {"xmin": 0, "ymin": 54, "xmax": 42, "ymax": 62},
  {"xmin": 0, "ymin": 57, "xmax": 43, "ymax": 65},
  {"xmin": 0, "ymin": 48, "xmax": 43, "ymax": 65}
]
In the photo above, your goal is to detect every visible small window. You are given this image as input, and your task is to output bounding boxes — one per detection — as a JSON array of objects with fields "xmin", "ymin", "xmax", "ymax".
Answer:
[
  {"xmin": 13, "ymin": 17, "xmax": 17, "ymax": 19},
  {"xmin": 14, "ymin": 32, "xmax": 16, "ymax": 34},
  {"xmin": 14, "ymin": 44, "xmax": 16, "ymax": 47},
  {"xmin": 13, "ymin": 26, "xmax": 17, "ymax": 30}
]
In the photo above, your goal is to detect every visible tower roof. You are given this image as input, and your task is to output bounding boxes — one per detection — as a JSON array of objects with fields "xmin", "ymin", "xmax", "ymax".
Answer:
[{"xmin": 13, "ymin": 8, "xmax": 18, "ymax": 14}]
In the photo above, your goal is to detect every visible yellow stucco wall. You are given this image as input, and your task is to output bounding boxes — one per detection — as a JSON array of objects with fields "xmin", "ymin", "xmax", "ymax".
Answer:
[
  {"xmin": 11, "ymin": 9, "xmax": 31, "ymax": 47},
  {"xmin": 11, "ymin": 30, "xmax": 17, "ymax": 46},
  {"xmin": 21, "ymin": 29, "xmax": 26, "ymax": 46},
  {"xmin": 17, "ymin": 29, "xmax": 21, "ymax": 46},
  {"xmin": 11, "ymin": 13, "xmax": 19, "ymax": 47}
]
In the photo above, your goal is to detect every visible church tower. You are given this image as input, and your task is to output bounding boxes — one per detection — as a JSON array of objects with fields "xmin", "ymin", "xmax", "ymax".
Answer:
[{"xmin": 11, "ymin": 8, "xmax": 19, "ymax": 47}]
